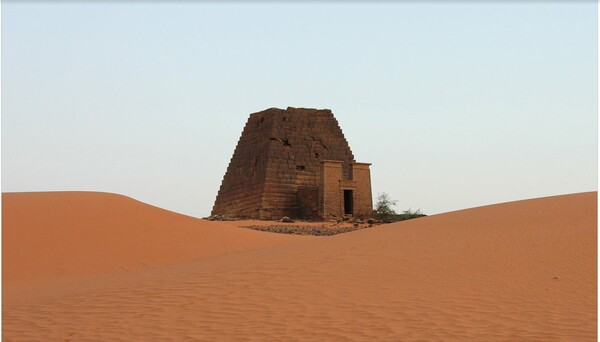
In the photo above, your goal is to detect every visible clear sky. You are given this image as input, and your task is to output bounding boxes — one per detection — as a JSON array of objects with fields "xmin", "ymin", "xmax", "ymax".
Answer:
[{"xmin": 2, "ymin": 1, "xmax": 597, "ymax": 218}]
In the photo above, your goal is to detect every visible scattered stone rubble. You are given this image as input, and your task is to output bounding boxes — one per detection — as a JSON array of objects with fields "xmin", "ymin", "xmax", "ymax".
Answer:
[
  {"xmin": 205, "ymin": 214, "xmax": 240, "ymax": 221},
  {"xmin": 241, "ymin": 217, "xmax": 386, "ymax": 236}
]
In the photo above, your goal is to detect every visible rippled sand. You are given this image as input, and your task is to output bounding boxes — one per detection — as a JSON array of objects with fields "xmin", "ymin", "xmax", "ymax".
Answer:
[{"xmin": 3, "ymin": 191, "xmax": 596, "ymax": 341}]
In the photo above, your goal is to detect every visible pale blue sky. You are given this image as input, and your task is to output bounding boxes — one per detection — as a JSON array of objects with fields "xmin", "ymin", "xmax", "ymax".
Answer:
[{"xmin": 2, "ymin": 1, "xmax": 597, "ymax": 217}]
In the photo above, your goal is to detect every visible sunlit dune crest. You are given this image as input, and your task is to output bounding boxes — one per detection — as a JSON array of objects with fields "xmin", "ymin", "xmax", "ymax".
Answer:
[{"xmin": 2, "ymin": 191, "xmax": 311, "ymax": 283}]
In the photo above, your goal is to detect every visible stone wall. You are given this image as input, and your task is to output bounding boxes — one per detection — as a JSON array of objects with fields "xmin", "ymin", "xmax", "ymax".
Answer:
[
  {"xmin": 351, "ymin": 162, "xmax": 373, "ymax": 218},
  {"xmin": 211, "ymin": 109, "xmax": 276, "ymax": 218},
  {"xmin": 319, "ymin": 161, "xmax": 344, "ymax": 218}
]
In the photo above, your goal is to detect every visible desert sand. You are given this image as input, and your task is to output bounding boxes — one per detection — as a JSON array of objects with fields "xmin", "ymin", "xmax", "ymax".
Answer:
[{"xmin": 3, "ymin": 191, "xmax": 597, "ymax": 341}]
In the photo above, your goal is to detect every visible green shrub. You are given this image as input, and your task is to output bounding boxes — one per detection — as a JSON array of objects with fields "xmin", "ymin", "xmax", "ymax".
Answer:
[
  {"xmin": 374, "ymin": 193, "xmax": 426, "ymax": 222},
  {"xmin": 393, "ymin": 208, "xmax": 426, "ymax": 222}
]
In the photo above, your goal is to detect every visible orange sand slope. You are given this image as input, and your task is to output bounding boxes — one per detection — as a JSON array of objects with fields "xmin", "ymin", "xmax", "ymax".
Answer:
[
  {"xmin": 3, "ymin": 192, "xmax": 597, "ymax": 341},
  {"xmin": 2, "ymin": 191, "xmax": 311, "ymax": 283}
]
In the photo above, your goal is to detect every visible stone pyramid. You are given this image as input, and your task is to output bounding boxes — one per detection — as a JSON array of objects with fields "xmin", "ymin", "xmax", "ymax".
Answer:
[{"xmin": 212, "ymin": 107, "xmax": 372, "ymax": 220}]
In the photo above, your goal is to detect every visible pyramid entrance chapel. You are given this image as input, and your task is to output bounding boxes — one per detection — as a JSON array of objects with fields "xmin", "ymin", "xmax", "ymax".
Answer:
[{"xmin": 212, "ymin": 107, "xmax": 373, "ymax": 220}]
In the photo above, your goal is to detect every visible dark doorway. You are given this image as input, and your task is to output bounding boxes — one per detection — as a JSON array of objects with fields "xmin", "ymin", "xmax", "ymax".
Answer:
[{"xmin": 343, "ymin": 190, "xmax": 354, "ymax": 215}]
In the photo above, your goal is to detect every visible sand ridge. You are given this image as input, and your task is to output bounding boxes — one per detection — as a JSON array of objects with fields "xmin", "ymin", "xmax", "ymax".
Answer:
[
  {"xmin": 2, "ymin": 191, "xmax": 312, "ymax": 285},
  {"xmin": 2, "ymin": 191, "xmax": 597, "ymax": 341}
]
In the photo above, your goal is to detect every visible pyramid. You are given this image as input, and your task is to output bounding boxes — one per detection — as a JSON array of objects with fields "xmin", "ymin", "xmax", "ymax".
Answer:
[{"xmin": 212, "ymin": 107, "xmax": 372, "ymax": 220}]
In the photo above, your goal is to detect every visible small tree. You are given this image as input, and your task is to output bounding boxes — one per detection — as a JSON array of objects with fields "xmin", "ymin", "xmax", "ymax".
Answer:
[{"xmin": 374, "ymin": 192, "xmax": 397, "ymax": 220}]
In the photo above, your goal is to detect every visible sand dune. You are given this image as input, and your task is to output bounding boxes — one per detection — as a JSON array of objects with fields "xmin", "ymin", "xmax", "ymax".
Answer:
[
  {"xmin": 2, "ymin": 191, "xmax": 311, "ymax": 284},
  {"xmin": 3, "ymin": 191, "xmax": 597, "ymax": 341}
]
